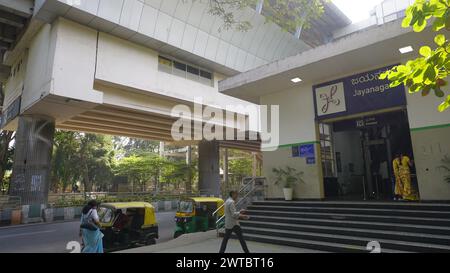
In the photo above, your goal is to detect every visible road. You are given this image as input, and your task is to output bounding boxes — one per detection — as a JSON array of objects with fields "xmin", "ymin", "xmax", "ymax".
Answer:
[{"xmin": 0, "ymin": 211, "xmax": 176, "ymax": 253}]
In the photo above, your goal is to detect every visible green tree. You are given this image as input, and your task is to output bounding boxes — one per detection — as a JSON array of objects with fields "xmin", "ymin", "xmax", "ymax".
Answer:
[
  {"xmin": 0, "ymin": 88, "xmax": 15, "ymax": 193},
  {"xmin": 51, "ymin": 131, "xmax": 80, "ymax": 192},
  {"xmin": 114, "ymin": 153, "xmax": 166, "ymax": 193},
  {"xmin": 380, "ymin": 0, "xmax": 450, "ymax": 112},
  {"xmin": 51, "ymin": 131, "xmax": 115, "ymax": 192},
  {"xmin": 189, "ymin": 0, "xmax": 327, "ymax": 33}
]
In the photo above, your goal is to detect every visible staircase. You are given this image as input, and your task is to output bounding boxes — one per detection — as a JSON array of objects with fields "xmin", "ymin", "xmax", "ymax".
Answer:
[{"xmin": 238, "ymin": 201, "xmax": 450, "ymax": 253}]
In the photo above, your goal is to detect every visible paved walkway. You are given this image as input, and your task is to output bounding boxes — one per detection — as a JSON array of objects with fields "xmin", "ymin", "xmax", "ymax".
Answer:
[{"xmin": 120, "ymin": 230, "xmax": 324, "ymax": 253}]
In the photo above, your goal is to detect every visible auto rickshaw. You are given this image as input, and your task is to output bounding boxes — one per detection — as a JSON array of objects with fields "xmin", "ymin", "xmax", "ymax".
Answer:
[
  {"xmin": 98, "ymin": 202, "xmax": 158, "ymax": 252},
  {"xmin": 174, "ymin": 197, "xmax": 224, "ymax": 238}
]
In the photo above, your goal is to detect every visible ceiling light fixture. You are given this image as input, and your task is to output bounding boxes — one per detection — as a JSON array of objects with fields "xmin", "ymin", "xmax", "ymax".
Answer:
[
  {"xmin": 291, "ymin": 77, "xmax": 303, "ymax": 83},
  {"xmin": 399, "ymin": 46, "xmax": 413, "ymax": 54}
]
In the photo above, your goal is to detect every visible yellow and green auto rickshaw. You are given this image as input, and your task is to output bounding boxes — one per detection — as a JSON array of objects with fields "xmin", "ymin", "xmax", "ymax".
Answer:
[
  {"xmin": 98, "ymin": 202, "xmax": 158, "ymax": 252},
  {"xmin": 174, "ymin": 197, "xmax": 224, "ymax": 238}
]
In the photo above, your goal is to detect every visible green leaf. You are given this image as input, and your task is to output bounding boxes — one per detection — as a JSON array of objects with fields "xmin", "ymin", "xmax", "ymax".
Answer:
[
  {"xmin": 413, "ymin": 17, "xmax": 427, "ymax": 32},
  {"xmin": 434, "ymin": 86, "xmax": 445, "ymax": 97},
  {"xmin": 438, "ymin": 101, "xmax": 450, "ymax": 112},
  {"xmin": 402, "ymin": 15, "xmax": 413, "ymax": 28},
  {"xmin": 433, "ymin": 17, "xmax": 446, "ymax": 31},
  {"xmin": 419, "ymin": 46, "xmax": 432, "ymax": 57},
  {"xmin": 435, "ymin": 34, "xmax": 446, "ymax": 46}
]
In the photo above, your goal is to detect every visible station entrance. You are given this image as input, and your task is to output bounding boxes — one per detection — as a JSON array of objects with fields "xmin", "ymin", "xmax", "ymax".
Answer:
[{"xmin": 320, "ymin": 110, "xmax": 419, "ymax": 200}]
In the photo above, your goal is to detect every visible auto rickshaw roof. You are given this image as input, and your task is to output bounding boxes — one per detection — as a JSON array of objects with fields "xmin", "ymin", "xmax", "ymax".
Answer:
[
  {"xmin": 100, "ymin": 202, "xmax": 154, "ymax": 209},
  {"xmin": 188, "ymin": 197, "xmax": 224, "ymax": 203}
]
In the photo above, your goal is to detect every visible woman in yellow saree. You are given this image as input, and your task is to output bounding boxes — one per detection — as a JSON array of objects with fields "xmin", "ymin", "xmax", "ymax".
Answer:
[{"xmin": 393, "ymin": 153, "xmax": 419, "ymax": 201}]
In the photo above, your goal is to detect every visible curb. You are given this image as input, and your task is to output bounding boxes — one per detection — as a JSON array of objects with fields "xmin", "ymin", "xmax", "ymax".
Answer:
[{"xmin": 1, "ymin": 200, "xmax": 179, "ymax": 227}]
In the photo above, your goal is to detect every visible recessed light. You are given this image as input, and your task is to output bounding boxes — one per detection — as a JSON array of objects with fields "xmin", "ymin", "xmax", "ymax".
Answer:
[
  {"xmin": 399, "ymin": 46, "xmax": 413, "ymax": 54},
  {"xmin": 291, "ymin": 77, "xmax": 302, "ymax": 83}
]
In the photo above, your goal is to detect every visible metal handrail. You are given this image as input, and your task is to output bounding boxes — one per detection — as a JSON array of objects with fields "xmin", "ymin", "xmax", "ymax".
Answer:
[
  {"xmin": 213, "ymin": 177, "xmax": 264, "ymax": 237},
  {"xmin": 212, "ymin": 181, "xmax": 253, "ymax": 217}
]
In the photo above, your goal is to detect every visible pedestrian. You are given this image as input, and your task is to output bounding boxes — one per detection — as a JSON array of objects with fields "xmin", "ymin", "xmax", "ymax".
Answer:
[
  {"xmin": 219, "ymin": 191, "xmax": 250, "ymax": 253},
  {"xmin": 393, "ymin": 152, "xmax": 418, "ymax": 201},
  {"xmin": 79, "ymin": 200, "xmax": 104, "ymax": 253}
]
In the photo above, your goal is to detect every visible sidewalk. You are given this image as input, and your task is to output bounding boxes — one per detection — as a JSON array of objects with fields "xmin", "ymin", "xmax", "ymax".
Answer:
[{"xmin": 120, "ymin": 230, "xmax": 325, "ymax": 253}]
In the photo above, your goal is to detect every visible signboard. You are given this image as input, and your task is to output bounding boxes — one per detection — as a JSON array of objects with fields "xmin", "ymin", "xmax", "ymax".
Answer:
[
  {"xmin": 313, "ymin": 65, "xmax": 406, "ymax": 120},
  {"xmin": 306, "ymin": 157, "xmax": 316, "ymax": 165},
  {"xmin": 299, "ymin": 144, "xmax": 315, "ymax": 158},
  {"xmin": 333, "ymin": 111, "xmax": 407, "ymax": 132},
  {"xmin": 1, "ymin": 96, "xmax": 21, "ymax": 128}
]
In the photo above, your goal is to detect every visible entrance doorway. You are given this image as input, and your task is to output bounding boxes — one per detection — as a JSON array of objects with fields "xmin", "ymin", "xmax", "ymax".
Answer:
[{"xmin": 320, "ymin": 110, "xmax": 418, "ymax": 200}]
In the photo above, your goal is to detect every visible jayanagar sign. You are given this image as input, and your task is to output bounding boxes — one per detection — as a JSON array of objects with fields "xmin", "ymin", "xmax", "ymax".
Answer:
[{"xmin": 313, "ymin": 65, "xmax": 407, "ymax": 120}]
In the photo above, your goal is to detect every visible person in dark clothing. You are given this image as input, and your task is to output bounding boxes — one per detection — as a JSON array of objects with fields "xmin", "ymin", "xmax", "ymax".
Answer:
[{"xmin": 219, "ymin": 191, "xmax": 250, "ymax": 253}]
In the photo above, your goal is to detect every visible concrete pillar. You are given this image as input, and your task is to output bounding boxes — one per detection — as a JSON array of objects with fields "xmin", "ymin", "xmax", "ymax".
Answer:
[
  {"xmin": 10, "ymin": 116, "xmax": 55, "ymax": 205},
  {"xmin": 223, "ymin": 148, "xmax": 229, "ymax": 193},
  {"xmin": 185, "ymin": 145, "xmax": 192, "ymax": 193},
  {"xmin": 198, "ymin": 140, "xmax": 220, "ymax": 197},
  {"xmin": 252, "ymin": 152, "xmax": 257, "ymax": 177}
]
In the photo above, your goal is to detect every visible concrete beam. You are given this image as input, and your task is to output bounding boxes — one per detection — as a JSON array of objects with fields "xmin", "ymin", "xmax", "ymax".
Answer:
[
  {"xmin": 0, "ymin": 9, "xmax": 26, "ymax": 28},
  {"xmin": 0, "ymin": 0, "xmax": 33, "ymax": 18},
  {"xmin": 219, "ymin": 19, "xmax": 415, "ymax": 98},
  {"xmin": 0, "ymin": 23, "xmax": 16, "ymax": 43}
]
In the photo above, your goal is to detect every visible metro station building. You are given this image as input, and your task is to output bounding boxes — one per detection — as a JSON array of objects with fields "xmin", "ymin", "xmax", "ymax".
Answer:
[{"xmin": 1, "ymin": 0, "xmax": 449, "ymax": 204}]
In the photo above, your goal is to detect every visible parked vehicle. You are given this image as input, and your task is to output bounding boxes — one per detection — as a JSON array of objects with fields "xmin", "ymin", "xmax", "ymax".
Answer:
[
  {"xmin": 98, "ymin": 202, "xmax": 158, "ymax": 252},
  {"xmin": 174, "ymin": 197, "xmax": 224, "ymax": 238}
]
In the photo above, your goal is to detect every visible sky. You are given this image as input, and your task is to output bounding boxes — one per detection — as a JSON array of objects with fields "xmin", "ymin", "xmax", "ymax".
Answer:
[{"xmin": 332, "ymin": 0, "xmax": 385, "ymax": 23}]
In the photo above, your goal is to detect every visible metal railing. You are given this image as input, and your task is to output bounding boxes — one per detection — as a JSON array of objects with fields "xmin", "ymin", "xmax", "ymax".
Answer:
[
  {"xmin": 47, "ymin": 191, "xmax": 203, "ymax": 207},
  {"xmin": 0, "ymin": 196, "xmax": 21, "ymax": 210},
  {"xmin": 212, "ymin": 177, "xmax": 266, "ymax": 237}
]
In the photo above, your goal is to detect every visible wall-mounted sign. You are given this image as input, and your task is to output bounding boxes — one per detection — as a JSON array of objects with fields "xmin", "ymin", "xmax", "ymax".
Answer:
[
  {"xmin": 1, "ymin": 96, "xmax": 21, "ymax": 128},
  {"xmin": 306, "ymin": 157, "xmax": 316, "ymax": 165},
  {"xmin": 300, "ymin": 144, "xmax": 315, "ymax": 158},
  {"xmin": 313, "ymin": 65, "xmax": 406, "ymax": 120},
  {"xmin": 333, "ymin": 111, "xmax": 407, "ymax": 132},
  {"xmin": 292, "ymin": 145, "xmax": 300, "ymax": 157}
]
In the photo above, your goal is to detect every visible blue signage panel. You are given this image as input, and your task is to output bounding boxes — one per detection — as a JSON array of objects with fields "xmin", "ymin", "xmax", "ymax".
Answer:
[
  {"xmin": 306, "ymin": 157, "xmax": 316, "ymax": 165},
  {"xmin": 299, "ymin": 144, "xmax": 315, "ymax": 158},
  {"xmin": 313, "ymin": 65, "xmax": 406, "ymax": 120}
]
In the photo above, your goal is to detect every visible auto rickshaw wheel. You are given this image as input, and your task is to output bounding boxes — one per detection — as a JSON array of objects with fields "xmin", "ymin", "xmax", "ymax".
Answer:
[
  {"xmin": 145, "ymin": 237, "xmax": 156, "ymax": 245},
  {"xmin": 174, "ymin": 231, "xmax": 183, "ymax": 239}
]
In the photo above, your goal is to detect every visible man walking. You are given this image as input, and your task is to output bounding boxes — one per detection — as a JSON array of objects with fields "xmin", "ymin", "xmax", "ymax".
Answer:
[{"xmin": 219, "ymin": 191, "xmax": 250, "ymax": 253}]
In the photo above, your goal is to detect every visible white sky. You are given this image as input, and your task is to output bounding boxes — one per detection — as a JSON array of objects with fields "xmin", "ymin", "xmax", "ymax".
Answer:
[{"xmin": 332, "ymin": 0, "xmax": 385, "ymax": 23}]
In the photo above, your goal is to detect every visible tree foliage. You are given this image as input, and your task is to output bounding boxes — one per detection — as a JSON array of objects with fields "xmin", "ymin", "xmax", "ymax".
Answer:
[
  {"xmin": 51, "ymin": 131, "xmax": 115, "ymax": 192},
  {"xmin": 380, "ymin": 0, "xmax": 450, "ymax": 112},
  {"xmin": 188, "ymin": 0, "xmax": 327, "ymax": 33}
]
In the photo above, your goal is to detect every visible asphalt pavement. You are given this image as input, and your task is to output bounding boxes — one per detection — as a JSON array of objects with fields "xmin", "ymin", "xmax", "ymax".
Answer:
[{"xmin": 0, "ymin": 211, "xmax": 176, "ymax": 253}]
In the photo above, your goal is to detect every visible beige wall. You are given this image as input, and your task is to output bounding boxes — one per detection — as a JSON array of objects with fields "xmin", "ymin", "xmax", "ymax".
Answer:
[
  {"xmin": 406, "ymin": 91, "xmax": 450, "ymax": 200},
  {"xmin": 21, "ymin": 23, "xmax": 56, "ymax": 112},
  {"xmin": 260, "ymin": 85, "xmax": 323, "ymax": 199},
  {"xmin": 410, "ymin": 126, "xmax": 450, "ymax": 201},
  {"xmin": 95, "ymin": 30, "xmax": 256, "ymax": 112},
  {"xmin": 259, "ymin": 67, "xmax": 450, "ymax": 201},
  {"xmin": 51, "ymin": 18, "xmax": 103, "ymax": 103}
]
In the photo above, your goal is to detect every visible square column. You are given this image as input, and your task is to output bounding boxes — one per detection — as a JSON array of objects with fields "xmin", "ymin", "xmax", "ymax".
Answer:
[{"xmin": 9, "ymin": 115, "xmax": 55, "ymax": 205}]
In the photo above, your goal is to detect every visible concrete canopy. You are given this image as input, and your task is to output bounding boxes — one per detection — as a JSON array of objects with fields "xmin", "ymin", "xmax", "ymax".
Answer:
[{"xmin": 219, "ymin": 19, "xmax": 438, "ymax": 103}]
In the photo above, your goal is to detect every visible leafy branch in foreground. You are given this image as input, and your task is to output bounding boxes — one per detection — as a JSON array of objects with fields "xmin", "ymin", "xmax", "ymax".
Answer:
[
  {"xmin": 380, "ymin": 0, "xmax": 450, "ymax": 112},
  {"xmin": 185, "ymin": 0, "xmax": 327, "ymax": 33}
]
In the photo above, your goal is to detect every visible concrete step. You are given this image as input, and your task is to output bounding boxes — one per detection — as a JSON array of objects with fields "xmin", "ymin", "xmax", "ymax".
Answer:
[
  {"xmin": 243, "ymin": 215, "xmax": 450, "ymax": 235},
  {"xmin": 246, "ymin": 209, "xmax": 450, "ymax": 226},
  {"xmin": 247, "ymin": 205, "xmax": 450, "ymax": 219},
  {"xmin": 252, "ymin": 201, "xmax": 450, "ymax": 212},
  {"xmin": 242, "ymin": 226, "xmax": 450, "ymax": 253},
  {"xmin": 229, "ymin": 233, "xmax": 411, "ymax": 253},
  {"xmin": 241, "ymin": 220, "xmax": 450, "ymax": 246}
]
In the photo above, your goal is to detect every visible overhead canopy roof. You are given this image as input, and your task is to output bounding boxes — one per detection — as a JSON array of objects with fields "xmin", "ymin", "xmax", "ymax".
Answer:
[
  {"xmin": 0, "ymin": 0, "xmax": 33, "ymax": 82},
  {"xmin": 219, "ymin": 19, "xmax": 436, "ymax": 103}
]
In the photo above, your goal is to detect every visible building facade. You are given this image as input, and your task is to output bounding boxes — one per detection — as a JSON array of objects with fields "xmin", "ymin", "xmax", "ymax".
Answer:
[
  {"xmin": 0, "ymin": 0, "xmax": 347, "ymax": 204},
  {"xmin": 220, "ymin": 1, "xmax": 450, "ymax": 201}
]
